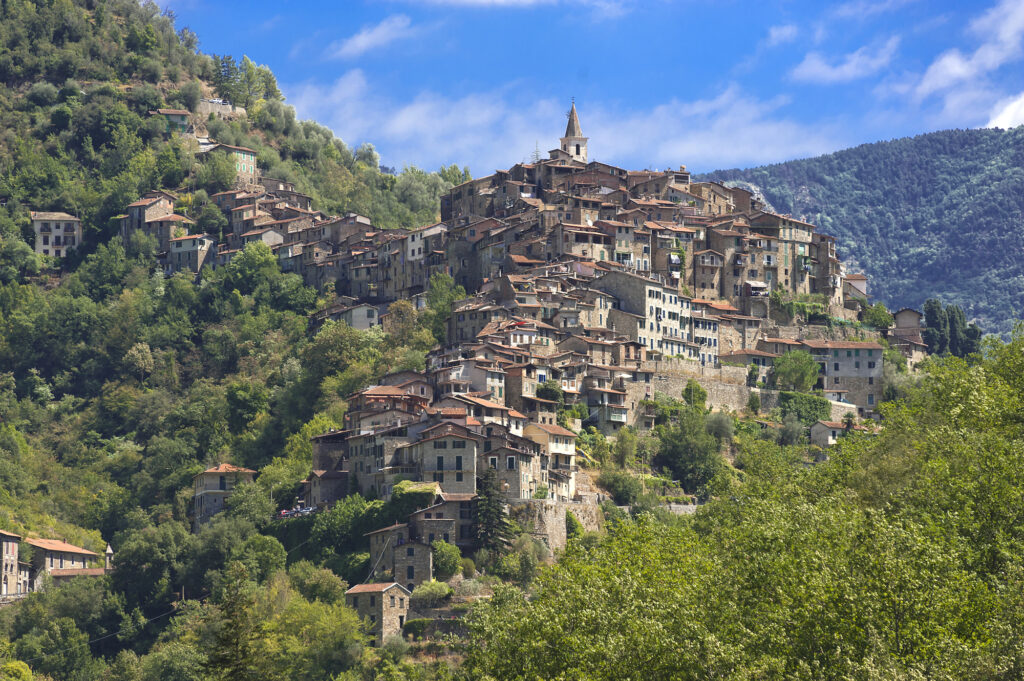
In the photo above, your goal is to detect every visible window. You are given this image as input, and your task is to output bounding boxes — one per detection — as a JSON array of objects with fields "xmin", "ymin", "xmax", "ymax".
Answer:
[
  {"xmin": 428, "ymin": 533, "xmax": 435, "ymax": 543},
  {"xmin": 507, "ymin": 456, "xmax": 516, "ymax": 470},
  {"xmin": 489, "ymin": 457, "xmax": 497, "ymax": 469},
  {"xmin": 437, "ymin": 456, "xmax": 444, "ymax": 471},
  {"xmin": 370, "ymin": 596, "xmax": 375, "ymax": 606},
  {"xmin": 833, "ymin": 363, "xmax": 839, "ymax": 371},
  {"xmin": 433, "ymin": 440, "xmax": 448, "ymax": 449},
  {"xmin": 855, "ymin": 361, "xmax": 860, "ymax": 369},
  {"xmin": 456, "ymin": 472, "xmax": 463, "ymax": 482},
  {"xmin": 406, "ymin": 547, "xmax": 414, "ymax": 557},
  {"xmin": 455, "ymin": 455, "xmax": 463, "ymax": 470},
  {"xmin": 834, "ymin": 377, "xmax": 840, "ymax": 385},
  {"xmin": 868, "ymin": 377, "xmax": 874, "ymax": 385},
  {"xmin": 868, "ymin": 394, "xmax": 875, "ymax": 405},
  {"xmin": 452, "ymin": 439, "xmax": 466, "ymax": 449},
  {"xmin": 407, "ymin": 565, "xmax": 415, "ymax": 579},
  {"xmin": 390, "ymin": 595, "xmax": 395, "ymax": 607},
  {"xmin": 352, "ymin": 596, "xmax": 358, "ymax": 607},
  {"xmin": 868, "ymin": 361, "xmax": 876, "ymax": 369}
]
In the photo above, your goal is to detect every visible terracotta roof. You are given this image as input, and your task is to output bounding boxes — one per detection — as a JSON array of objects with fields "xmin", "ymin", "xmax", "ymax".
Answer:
[
  {"xmin": 346, "ymin": 582, "xmax": 410, "ymax": 595},
  {"xmin": 363, "ymin": 523, "xmax": 408, "ymax": 537},
  {"xmin": 26, "ymin": 539, "xmax": 98, "ymax": 556},
  {"xmin": 202, "ymin": 463, "xmax": 256, "ymax": 474},
  {"xmin": 528, "ymin": 422, "xmax": 578, "ymax": 438},
  {"xmin": 30, "ymin": 211, "xmax": 78, "ymax": 221},
  {"xmin": 845, "ymin": 273, "xmax": 868, "ymax": 280}
]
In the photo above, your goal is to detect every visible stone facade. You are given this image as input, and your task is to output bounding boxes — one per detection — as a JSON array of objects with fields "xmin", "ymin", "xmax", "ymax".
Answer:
[{"xmin": 345, "ymin": 582, "xmax": 411, "ymax": 646}]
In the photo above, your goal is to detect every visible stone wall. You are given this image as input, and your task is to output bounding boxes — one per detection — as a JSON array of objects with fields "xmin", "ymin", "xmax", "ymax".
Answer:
[
  {"xmin": 507, "ymin": 499, "xmax": 604, "ymax": 551},
  {"xmin": 196, "ymin": 100, "xmax": 246, "ymax": 118}
]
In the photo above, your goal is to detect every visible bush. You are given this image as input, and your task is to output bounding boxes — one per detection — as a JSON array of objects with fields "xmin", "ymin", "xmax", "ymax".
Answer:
[
  {"xmin": 597, "ymin": 468, "xmax": 643, "ymax": 506},
  {"xmin": 705, "ymin": 412, "xmax": 735, "ymax": 442},
  {"xmin": 382, "ymin": 635, "xmax": 410, "ymax": 660},
  {"xmin": 533, "ymin": 485, "xmax": 549, "ymax": 499},
  {"xmin": 410, "ymin": 580, "xmax": 453, "ymax": 609},
  {"xmin": 566, "ymin": 511, "xmax": 584, "ymax": 540},
  {"xmin": 779, "ymin": 391, "xmax": 831, "ymax": 426},
  {"xmin": 402, "ymin": 618, "xmax": 432, "ymax": 640},
  {"xmin": 682, "ymin": 379, "xmax": 707, "ymax": 409},
  {"xmin": 27, "ymin": 82, "xmax": 59, "ymax": 107},
  {"xmin": 747, "ymin": 391, "xmax": 761, "ymax": 414},
  {"xmin": 431, "ymin": 540, "xmax": 461, "ymax": 581},
  {"xmin": 460, "ymin": 557, "xmax": 476, "ymax": 579}
]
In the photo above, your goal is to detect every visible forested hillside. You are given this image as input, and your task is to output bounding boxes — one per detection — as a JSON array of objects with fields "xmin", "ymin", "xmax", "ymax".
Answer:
[
  {"xmin": 0, "ymin": 0, "xmax": 466, "ymax": 256},
  {"xmin": 700, "ymin": 127, "xmax": 1024, "ymax": 335},
  {"xmin": 3, "ymin": 2, "xmax": 1024, "ymax": 680}
]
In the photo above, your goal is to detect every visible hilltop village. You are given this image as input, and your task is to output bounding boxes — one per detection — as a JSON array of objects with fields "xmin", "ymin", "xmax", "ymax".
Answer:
[{"xmin": 26, "ymin": 103, "xmax": 930, "ymax": 641}]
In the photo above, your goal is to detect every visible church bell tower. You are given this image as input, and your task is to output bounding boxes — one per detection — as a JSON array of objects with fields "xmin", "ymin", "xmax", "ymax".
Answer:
[{"xmin": 560, "ymin": 100, "xmax": 588, "ymax": 164}]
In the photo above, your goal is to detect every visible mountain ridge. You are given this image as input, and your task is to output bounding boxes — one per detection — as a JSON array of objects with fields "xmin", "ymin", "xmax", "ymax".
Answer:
[{"xmin": 698, "ymin": 126, "xmax": 1024, "ymax": 334}]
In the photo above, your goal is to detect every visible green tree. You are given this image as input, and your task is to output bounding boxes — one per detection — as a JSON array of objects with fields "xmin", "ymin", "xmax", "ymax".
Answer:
[
  {"xmin": 654, "ymin": 407, "xmax": 725, "ymax": 498},
  {"xmin": 923, "ymin": 298, "xmax": 948, "ymax": 355},
  {"xmin": 771, "ymin": 350, "xmax": 820, "ymax": 392},
  {"xmin": 431, "ymin": 540, "xmax": 461, "ymax": 581},
  {"xmin": 204, "ymin": 562, "xmax": 261, "ymax": 681},
  {"xmin": 475, "ymin": 467, "xmax": 513, "ymax": 553},
  {"xmin": 863, "ymin": 301, "xmax": 894, "ymax": 329},
  {"xmin": 682, "ymin": 379, "xmax": 707, "ymax": 409},
  {"xmin": 420, "ymin": 273, "xmax": 465, "ymax": 344}
]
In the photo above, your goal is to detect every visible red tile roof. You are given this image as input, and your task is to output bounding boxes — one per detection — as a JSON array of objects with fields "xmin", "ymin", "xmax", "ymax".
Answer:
[
  {"xmin": 26, "ymin": 538, "xmax": 98, "ymax": 556},
  {"xmin": 345, "ymin": 582, "xmax": 410, "ymax": 594},
  {"xmin": 202, "ymin": 463, "xmax": 256, "ymax": 474}
]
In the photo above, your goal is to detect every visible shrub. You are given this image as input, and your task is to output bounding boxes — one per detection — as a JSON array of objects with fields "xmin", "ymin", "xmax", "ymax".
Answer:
[
  {"xmin": 27, "ymin": 82, "xmax": 59, "ymax": 107},
  {"xmin": 705, "ymin": 412, "xmax": 735, "ymax": 442},
  {"xmin": 460, "ymin": 557, "xmax": 476, "ymax": 579},
  {"xmin": 431, "ymin": 540, "xmax": 461, "ymax": 581},
  {"xmin": 566, "ymin": 510, "xmax": 584, "ymax": 540},
  {"xmin": 747, "ymin": 391, "xmax": 761, "ymax": 414},
  {"xmin": 779, "ymin": 391, "xmax": 831, "ymax": 426},
  {"xmin": 402, "ymin": 618, "xmax": 432, "ymax": 639},
  {"xmin": 410, "ymin": 580, "xmax": 453, "ymax": 609},
  {"xmin": 597, "ymin": 469, "xmax": 642, "ymax": 506},
  {"xmin": 382, "ymin": 635, "xmax": 410, "ymax": 660},
  {"xmin": 532, "ymin": 485, "xmax": 549, "ymax": 499},
  {"xmin": 682, "ymin": 379, "xmax": 707, "ymax": 409}
]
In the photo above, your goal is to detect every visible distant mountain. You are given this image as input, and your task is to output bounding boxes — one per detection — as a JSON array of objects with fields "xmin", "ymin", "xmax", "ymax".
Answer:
[{"xmin": 699, "ymin": 127, "xmax": 1024, "ymax": 335}]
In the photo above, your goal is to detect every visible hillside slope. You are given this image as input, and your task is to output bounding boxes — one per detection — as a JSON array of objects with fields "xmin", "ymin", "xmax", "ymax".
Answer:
[{"xmin": 700, "ymin": 127, "xmax": 1024, "ymax": 334}]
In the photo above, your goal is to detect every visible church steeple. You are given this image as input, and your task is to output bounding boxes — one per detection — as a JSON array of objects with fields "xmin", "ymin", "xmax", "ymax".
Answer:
[
  {"xmin": 559, "ymin": 99, "xmax": 588, "ymax": 164},
  {"xmin": 565, "ymin": 101, "xmax": 583, "ymax": 138}
]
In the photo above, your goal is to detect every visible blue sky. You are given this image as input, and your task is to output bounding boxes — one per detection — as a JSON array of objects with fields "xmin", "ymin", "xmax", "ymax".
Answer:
[{"xmin": 163, "ymin": 0, "xmax": 1024, "ymax": 175}]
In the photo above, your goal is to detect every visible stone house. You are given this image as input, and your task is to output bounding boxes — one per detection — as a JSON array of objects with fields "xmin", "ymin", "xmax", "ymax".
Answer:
[
  {"xmin": 365, "ymin": 522, "xmax": 434, "ymax": 591},
  {"xmin": 192, "ymin": 463, "xmax": 256, "ymax": 531},
  {"xmin": 148, "ymin": 108, "xmax": 190, "ymax": 134},
  {"xmin": 26, "ymin": 538, "xmax": 105, "ymax": 591},
  {"xmin": 810, "ymin": 420, "xmax": 870, "ymax": 448},
  {"xmin": 524, "ymin": 423, "xmax": 578, "ymax": 501},
  {"xmin": 345, "ymin": 582, "xmax": 411, "ymax": 646},
  {"xmin": 30, "ymin": 211, "xmax": 82, "ymax": 259},
  {"xmin": 0, "ymin": 530, "xmax": 29, "ymax": 597},
  {"xmin": 800, "ymin": 340, "xmax": 884, "ymax": 415},
  {"xmin": 121, "ymin": 191, "xmax": 175, "ymax": 245},
  {"xmin": 207, "ymin": 143, "xmax": 260, "ymax": 187},
  {"xmin": 167, "ymin": 233, "xmax": 214, "ymax": 275}
]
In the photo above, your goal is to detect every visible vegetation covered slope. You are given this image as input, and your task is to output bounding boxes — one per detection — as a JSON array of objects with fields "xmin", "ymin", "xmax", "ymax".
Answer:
[
  {"xmin": 700, "ymin": 127, "xmax": 1024, "ymax": 334},
  {"xmin": 0, "ymin": 0, "xmax": 468, "ymax": 255}
]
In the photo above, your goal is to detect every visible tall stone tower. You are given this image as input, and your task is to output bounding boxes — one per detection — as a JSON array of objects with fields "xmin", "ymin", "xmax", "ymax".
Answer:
[{"xmin": 560, "ymin": 101, "xmax": 588, "ymax": 164}]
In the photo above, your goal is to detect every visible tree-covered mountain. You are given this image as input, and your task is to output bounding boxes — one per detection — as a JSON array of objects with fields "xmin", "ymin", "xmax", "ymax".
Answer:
[
  {"xmin": 700, "ymin": 127, "xmax": 1024, "ymax": 335},
  {"xmin": 0, "ymin": 0, "xmax": 468, "ymax": 255}
]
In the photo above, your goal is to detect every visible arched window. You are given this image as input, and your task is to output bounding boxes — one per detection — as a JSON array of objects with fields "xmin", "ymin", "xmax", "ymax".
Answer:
[{"xmin": 575, "ymin": 144, "xmax": 581, "ymax": 156}]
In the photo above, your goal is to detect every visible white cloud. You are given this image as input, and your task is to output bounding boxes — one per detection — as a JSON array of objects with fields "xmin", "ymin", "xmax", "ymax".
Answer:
[
  {"xmin": 792, "ymin": 36, "xmax": 900, "ymax": 83},
  {"xmin": 284, "ymin": 74, "xmax": 843, "ymax": 174},
  {"xmin": 833, "ymin": 0, "xmax": 916, "ymax": 19},
  {"xmin": 987, "ymin": 91, "xmax": 1024, "ymax": 128},
  {"xmin": 327, "ymin": 14, "xmax": 418, "ymax": 59},
  {"xmin": 767, "ymin": 24, "xmax": 799, "ymax": 47},
  {"xmin": 916, "ymin": 0, "xmax": 1024, "ymax": 97},
  {"xmin": 404, "ymin": 0, "xmax": 631, "ymax": 18}
]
